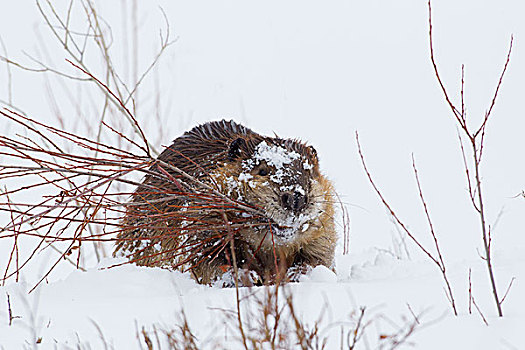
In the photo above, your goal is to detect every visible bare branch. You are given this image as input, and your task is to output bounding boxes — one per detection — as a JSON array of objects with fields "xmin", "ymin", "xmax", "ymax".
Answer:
[
  {"xmin": 428, "ymin": 0, "xmax": 464, "ymax": 130},
  {"xmin": 500, "ymin": 277, "xmax": 516, "ymax": 305},
  {"xmin": 356, "ymin": 132, "xmax": 457, "ymax": 315},
  {"xmin": 468, "ymin": 268, "xmax": 472, "ymax": 314},
  {"xmin": 475, "ymin": 36, "xmax": 514, "ymax": 139},
  {"xmin": 428, "ymin": 0, "xmax": 509, "ymax": 317},
  {"xmin": 472, "ymin": 297, "xmax": 489, "ymax": 326}
]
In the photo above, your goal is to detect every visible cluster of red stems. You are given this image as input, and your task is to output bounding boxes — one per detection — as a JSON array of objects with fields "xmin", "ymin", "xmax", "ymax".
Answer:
[{"xmin": 0, "ymin": 105, "xmax": 272, "ymax": 292}]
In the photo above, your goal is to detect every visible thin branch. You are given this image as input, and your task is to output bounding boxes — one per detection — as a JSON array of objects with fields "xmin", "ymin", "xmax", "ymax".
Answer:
[
  {"xmin": 412, "ymin": 155, "xmax": 457, "ymax": 315},
  {"xmin": 356, "ymin": 133, "xmax": 436, "ymax": 264},
  {"xmin": 428, "ymin": 0, "xmax": 464, "ymax": 129},
  {"xmin": 406, "ymin": 304, "xmax": 420, "ymax": 325},
  {"xmin": 6, "ymin": 293, "xmax": 21, "ymax": 326},
  {"xmin": 428, "ymin": 0, "xmax": 510, "ymax": 317},
  {"xmin": 500, "ymin": 277, "xmax": 516, "ymax": 305},
  {"xmin": 468, "ymin": 268, "xmax": 472, "ymax": 314},
  {"xmin": 475, "ymin": 36, "xmax": 514, "ymax": 139},
  {"xmin": 472, "ymin": 297, "xmax": 489, "ymax": 326},
  {"xmin": 356, "ymin": 132, "xmax": 457, "ymax": 315},
  {"xmin": 65, "ymin": 59, "xmax": 151, "ymax": 157}
]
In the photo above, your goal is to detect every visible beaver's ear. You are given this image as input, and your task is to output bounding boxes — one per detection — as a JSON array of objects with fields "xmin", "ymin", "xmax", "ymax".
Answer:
[{"xmin": 228, "ymin": 138, "xmax": 247, "ymax": 160}]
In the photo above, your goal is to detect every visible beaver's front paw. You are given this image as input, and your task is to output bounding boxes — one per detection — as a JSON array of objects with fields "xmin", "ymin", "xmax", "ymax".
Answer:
[{"xmin": 213, "ymin": 268, "xmax": 263, "ymax": 288}]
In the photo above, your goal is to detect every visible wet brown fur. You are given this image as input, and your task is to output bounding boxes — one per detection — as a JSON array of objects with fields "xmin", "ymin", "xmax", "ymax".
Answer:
[{"xmin": 114, "ymin": 120, "xmax": 336, "ymax": 285}]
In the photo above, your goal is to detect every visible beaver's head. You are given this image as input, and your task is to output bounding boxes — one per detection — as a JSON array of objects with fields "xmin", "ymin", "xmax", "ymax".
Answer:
[{"xmin": 212, "ymin": 136, "xmax": 332, "ymax": 247}]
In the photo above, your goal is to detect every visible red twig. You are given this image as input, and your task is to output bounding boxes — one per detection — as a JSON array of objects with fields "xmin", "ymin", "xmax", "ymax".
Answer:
[
  {"xmin": 468, "ymin": 268, "xmax": 473, "ymax": 314},
  {"xmin": 65, "ymin": 59, "xmax": 151, "ymax": 157},
  {"xmin": 6, "ymin": 293, "xmax": 21, "ymax": 326},
  {"xmin": 412, "ymin": 155, "xmax": 457, "ymax": 315},
  {"xmin": 500, "ymin": 277, "xmax": 516, "ymax": 305},
  {"xmin": 428, "ymin": 0, "xmax": 512, "ymax": 317},
  {"xmin": 472, "ymin": 297, "xmax": 489, "ymax": 326},
  {"xmin": 356, "ymin": 133, "xmax": 457, "ymax": 315}
]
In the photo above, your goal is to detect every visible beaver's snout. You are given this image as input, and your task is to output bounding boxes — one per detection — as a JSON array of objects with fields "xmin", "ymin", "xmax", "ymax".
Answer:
[{"xmin": 280, "ymin": 191, "xmax": 307, "ymax": 213}]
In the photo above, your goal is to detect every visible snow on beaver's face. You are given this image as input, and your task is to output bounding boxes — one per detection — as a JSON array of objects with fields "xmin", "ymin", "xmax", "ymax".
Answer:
[{"xmin": 211, "ymin": 139, "xmax": 330, "ymax": 244}]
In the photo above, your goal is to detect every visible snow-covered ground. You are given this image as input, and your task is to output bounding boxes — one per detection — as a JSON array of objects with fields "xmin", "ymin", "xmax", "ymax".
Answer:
[
  {"xmin": 1, "ymin": 0, "xmax": 524, "ymax": 348},
  {"xmin": 1, "ymin": 252, "xmax": 523, "ymax": 348}
]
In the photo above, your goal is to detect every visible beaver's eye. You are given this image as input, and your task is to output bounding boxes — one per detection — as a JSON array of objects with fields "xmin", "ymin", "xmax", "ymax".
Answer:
[{"xmin": 258, "ymin": 167, "xmax": 269, "ymax": 176}]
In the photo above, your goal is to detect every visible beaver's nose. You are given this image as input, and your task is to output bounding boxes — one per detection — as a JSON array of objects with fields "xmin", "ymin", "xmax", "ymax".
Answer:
[{"xmin": 281, "ymin": 191, "xmax": 307, "ymax": 213}]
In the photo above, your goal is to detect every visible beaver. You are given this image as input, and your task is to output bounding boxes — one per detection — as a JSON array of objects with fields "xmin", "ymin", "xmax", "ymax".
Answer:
[{"xmin": 114, "ymin": 120, "xmax": 336, "ymax": 286}]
